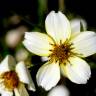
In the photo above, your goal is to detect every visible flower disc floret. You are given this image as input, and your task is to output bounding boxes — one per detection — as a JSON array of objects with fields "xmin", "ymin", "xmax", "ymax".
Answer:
[
  {"xmin": 2, "ymin": 71, "xmax": 19, "ymax": 91},
  {"xmin": 49, "ymin": 40, "xmax": 76, "ymax": 64}
]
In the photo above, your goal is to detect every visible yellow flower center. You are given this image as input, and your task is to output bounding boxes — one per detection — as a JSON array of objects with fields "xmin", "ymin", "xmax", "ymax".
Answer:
[
  {"xmin": 49, "ymin": 40, "xmax": 76, "ymax": 64},
  {"xmin": 2, "ymin": 71, "xmax": 19, "ymax": 90}
]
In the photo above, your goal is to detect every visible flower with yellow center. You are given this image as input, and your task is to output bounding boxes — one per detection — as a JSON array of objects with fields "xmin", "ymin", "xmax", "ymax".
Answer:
[
  {"xmin": 23, "ymin": 11, "xmax": 96, "ymax": 90},
  {"xmin": 0, "ymin": 55, "xmax": 35, "ymax": 96}
]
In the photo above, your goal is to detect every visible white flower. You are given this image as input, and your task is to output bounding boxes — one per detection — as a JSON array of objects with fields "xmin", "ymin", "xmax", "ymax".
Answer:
[
  {"xmin": 23, "ymin": 11, "xmax": 96, "ymax": 90},
  {"xmin": 40, "ymin": 18, "xmax": 87, "ymax": 62},
  {"xmin": 47, "ymin": 85, "xmax": 69, "ymax": 96},
  {"xmin": 0, "ymin": 55, "xmax": 35, "ymax": 96},
  {"xmin": 5, "ymin": 29, "xmax": 22, "ymax": 48},
  {"xmin": 5, "ymin": 26, "xmax": 28, "ymax": 48},
  {"xmin": 15, "ymin": 48, "xmax": 29, "ymax": 62}
]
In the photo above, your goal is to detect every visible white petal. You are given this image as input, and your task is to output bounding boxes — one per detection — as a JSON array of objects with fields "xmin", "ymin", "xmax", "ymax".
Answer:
[
  {"xmin": 72, "ymin": 31, "xmax": 96, "ymax": 57},
  {"xmin": 80, "ymin": 19, "xmax": 87, "ymax": 31},
  {"xmin": 70, "ymin": 18, "xmax": 87, "ymax": 37},
  {"xmin": 0, "ymin": 55, "xmax": 16, "ymax": 73},
  {"xmin": 16, "ymin": 61, "xmax": 35, "ymax": 91},
  {"xmin": 14, "ymin": 83, "xmax": 29, "ymax": 96},
  {"xmin": 41, "ymin": 56, "xmax": 49, "ymax": 62},
  {"xmin": 60, "ymin": 64, "xmax": 67, "ymax": 77},
  {"xmin": 61, "ymin": 56, "xmax": 91, "ymax": 84},
  {"xmin": 0, "ymin": 82, "xmax": 4, "ymax": 92},
  {"xmin": 48, "ymin": 85, "xmax": 69, "ymax": 96},
  {"xmin": 45, "ymin": 11, "xmax": 71, "ymax": 44},
  {"xmin": 0, "ymin": 90, "xmax": 13, "ymax": 96},
  {"xmin": 70, "ymin": 19, "xmax": 81, "ymax": 38},
  {"xmin": 0, "ymin": 82, "xmax": 5, "ymax": 93},
  {"xmin": 23, "ymin": 32, "xmax": 54, "ymax": 56},
  {"xmin": 36, "ymin": 62, "xmax": 60, "ymax": 91}
]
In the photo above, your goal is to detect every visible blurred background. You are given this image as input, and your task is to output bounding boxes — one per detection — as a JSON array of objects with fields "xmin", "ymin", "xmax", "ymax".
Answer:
[{"xmin": 0, "ymin": 0, "xmax": 96, "ymax": 96}]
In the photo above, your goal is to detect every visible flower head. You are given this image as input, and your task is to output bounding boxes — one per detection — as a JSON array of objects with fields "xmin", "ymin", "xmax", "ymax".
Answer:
[
  {"xmin": 0, "ymin": 55, "xmax": 35, "ymax": 96},
  {"xmin": 23, "ymin": 11, "xmax": 96, "ymax": 90}
]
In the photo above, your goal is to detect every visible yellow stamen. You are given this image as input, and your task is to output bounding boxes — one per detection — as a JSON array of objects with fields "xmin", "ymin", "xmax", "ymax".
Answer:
[
  {"xmin": 49, "ymin": 40, "xmax": 76, "ymax": 64},
  {"xmin": 2, "ymin": 71, "xmax": 19, "ymax": 90}
]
